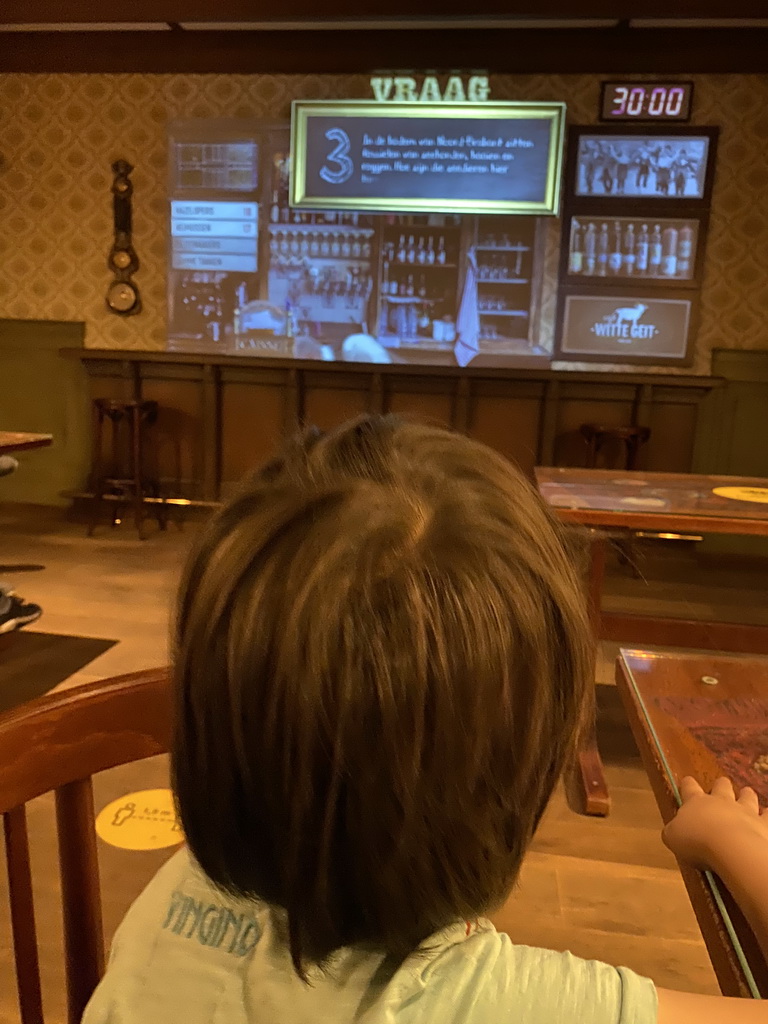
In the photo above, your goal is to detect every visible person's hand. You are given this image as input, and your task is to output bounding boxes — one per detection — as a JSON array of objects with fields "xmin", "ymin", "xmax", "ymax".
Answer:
[{"xmin": 663, "ymin": 776, "xmax": 768, "ymax": 873}]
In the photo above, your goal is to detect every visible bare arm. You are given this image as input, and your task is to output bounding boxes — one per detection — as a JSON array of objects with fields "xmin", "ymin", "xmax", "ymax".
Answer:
[{"xmin": 656, "ymin": 777, "xmax": 768, "ymax": 1024}]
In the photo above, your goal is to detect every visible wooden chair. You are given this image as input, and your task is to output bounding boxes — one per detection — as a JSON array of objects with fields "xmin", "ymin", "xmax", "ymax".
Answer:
[
  {"xmin": 580, "ymin": 423, "xmax": 651, "ymax": 472},
  {"xmin": 0, "ymin": 668, "xmax": 171, "ymax": 1024}
]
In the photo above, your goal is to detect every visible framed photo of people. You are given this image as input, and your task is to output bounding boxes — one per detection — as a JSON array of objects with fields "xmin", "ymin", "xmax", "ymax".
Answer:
[{"xmin": 566, "ymin": 125, "xmax": 718, "ymax": 207}]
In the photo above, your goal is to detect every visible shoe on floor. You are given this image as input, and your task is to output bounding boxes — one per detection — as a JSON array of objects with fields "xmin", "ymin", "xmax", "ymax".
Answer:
[{"xmin": 0, "ymin": 594, "xmax": 43, "ymax": 634}]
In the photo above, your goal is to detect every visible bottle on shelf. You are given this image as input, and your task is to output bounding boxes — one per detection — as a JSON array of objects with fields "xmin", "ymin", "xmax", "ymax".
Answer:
[
  {"xmin": 678, "ymin": 224, "xmax": 694, "ymax": 276},
  {"xmin": 636, "ymin": 224, "xmax": 650, "ymax": 275},
  {"xmin": 426, "ymin": 237, "xmax": 436, "ymax": 265},
  {"xmin": 309, "ymin": 233, "xmax": 320, "ymax": 258},
  {"xmin": 330, "ymin": 233, "xmax": 341, "ymax": 258},
  {"xmin": 569, "ymin": 221, "xmax": 584, "ymax": 274},
  {"xmin": 417, "ymin": 236, "xmax": 427, "ymax": 265},
  {"xmin": 609, "ymin": 221, "xmax": 623, "ymax": 275},
  {"xmin": 396, "ymin": 235, "xmax": 406, "ymax": 264},
  {"xmin": 418, "ymin": 274, "xmax": 427, "ymax": 299},
  {"xmin": 662, "ymin": 225, "xmax": 679, "ymax": 277},
  {"xmin": 437, "ymin": 236, "xmax": 446, "ymax": 265},
  {"xmin": 320, "ymin": 234, "xmax": 331, "ymax": 257},
  {"xmin": 406, "ymin": 235, "xmax": 416, "ymax": 264},
  {"xmin": 623, "ymin": 223, "xmax": 636, "ymax": 276},
  {"xmin": 597, "ymin": 223, "xmax": 609, "ymax": 276},
  {"xmin": 649, "ymin": 225, "xmax": 663, "ymax": 276},
  {"xmin": 362, "ymin": 238, "xmax": 372, "ymax": 259},
  {"xmin": 382, "ymin": 262, "xmax": 390, "ymax": 297},
  {"xmin": 406, "ymin": 274, "xmax": 415, "ymax": 298},
  {"xmin": 341, "ymin": 235, "xmax": 352, "ymax": 259},
  {"xmin": 351, "ymin": 235, "xmax": 362, "ymax": 259},
  {"xmin": 270, "ymin": 190, "xmax": 280, "ymax": 224},
  {"xmin": 584, "ymin": 222, "xmax": 597, "ymax": 275}
]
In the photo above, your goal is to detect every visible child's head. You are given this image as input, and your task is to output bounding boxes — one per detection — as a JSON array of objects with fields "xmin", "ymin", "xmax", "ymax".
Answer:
[{"xmin": 172, "ymin": 415, "xmax": 592, "ymax": 972}]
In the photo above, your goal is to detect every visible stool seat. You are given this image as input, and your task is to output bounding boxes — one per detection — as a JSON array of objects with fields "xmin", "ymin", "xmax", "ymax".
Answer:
[
  {"xmin": 580, "ymin": 423, "xmax": 651, "ymax": 472},
  {"xmin": 88, "ymin": 398, "xmax": 164, "ymax": 539}
]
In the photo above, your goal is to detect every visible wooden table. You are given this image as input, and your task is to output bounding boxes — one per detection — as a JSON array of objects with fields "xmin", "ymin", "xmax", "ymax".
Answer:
[
  {"xmin": 616, "ymin": 648, "xmax": 768, "ymax": 999},
  {"xmin": 0, "ymin": 432, "xmax": 53, "ymax": 456},
  {"xmin": 0, "ymin": 433, "xmax": 53, "ymax": 577},
  {"xmin": 537, "ymin": 467, "xmax": 768, "ymax": 654},
  {"xmin": 535, "ymin": 468, "xmax": 768, "ymax": 815}
]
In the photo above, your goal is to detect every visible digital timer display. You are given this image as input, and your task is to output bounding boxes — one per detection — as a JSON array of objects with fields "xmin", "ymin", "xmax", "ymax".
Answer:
[{"xmin": 600, "ymin": 82, "xmax": 693, "ymax": 122}]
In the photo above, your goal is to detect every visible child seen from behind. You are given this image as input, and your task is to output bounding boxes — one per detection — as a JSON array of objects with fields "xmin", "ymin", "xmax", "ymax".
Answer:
[{"xmin": 84, "ymin": 416, "xmax": 768, "ymax": 1024}]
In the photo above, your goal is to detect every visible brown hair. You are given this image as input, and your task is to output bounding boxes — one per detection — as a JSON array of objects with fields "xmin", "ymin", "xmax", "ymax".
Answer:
[{"xmin": 172, "ymin": 415, "xmax": 593, "ymax": 975}]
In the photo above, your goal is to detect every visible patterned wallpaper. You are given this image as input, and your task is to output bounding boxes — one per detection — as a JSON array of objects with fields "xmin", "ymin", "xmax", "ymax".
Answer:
[{"xmin": 0, "ymin": 72, "xmax": 767, "ymax": 374}]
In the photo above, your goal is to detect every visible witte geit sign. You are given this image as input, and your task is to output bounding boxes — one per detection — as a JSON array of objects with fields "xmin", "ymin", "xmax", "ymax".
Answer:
[{"xmin": 559, "ymin": 294, "xmax": 693, "ymax": 363}]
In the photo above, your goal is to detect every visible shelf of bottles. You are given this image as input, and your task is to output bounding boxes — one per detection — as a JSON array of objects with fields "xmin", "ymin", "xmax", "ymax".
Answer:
[
  {"xmin": 377, "ymin": 218, "xmax": 462, "ymax": 349},
  {"xmin": 265, "ymin": 152, "xmax": 377, "ymax": 330},
  {"xmin": 474, "ymin": 218, "xmax": 536, "ymax": 345},
  {"xmin": 568, "ymin": 217, "xmax": 696, "ymax": 282}
]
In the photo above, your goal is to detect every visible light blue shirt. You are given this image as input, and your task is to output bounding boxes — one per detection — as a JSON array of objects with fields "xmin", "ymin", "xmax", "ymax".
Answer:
[{"xmin": 84, "ymin": 849, "xmax": 657, "ymax": 1024}]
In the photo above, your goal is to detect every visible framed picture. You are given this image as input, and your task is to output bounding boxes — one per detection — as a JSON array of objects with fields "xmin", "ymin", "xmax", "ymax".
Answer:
[
  {"xmin": 555, "ymin": 289, "xmax": 698, "ymax": 366},
  {"xmin": 567, "ymin": 126, "xmax": 718, "ymax": 205},
  {"xmin": 563, "ymin": 214, "xmax": 707, "ymax": 287}
]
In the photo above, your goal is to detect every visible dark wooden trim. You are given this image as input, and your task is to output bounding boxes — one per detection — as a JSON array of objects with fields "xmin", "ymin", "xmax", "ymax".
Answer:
[
  {"xmin": 538, "ymin": 379, "xmax": 560, "ymax": 465},
  {"xmin": 61, "ymin": 348, "xmax": 723, "ymax": 389},
  {"xmin": 452, "ymin": 376, "xmax": 472, "ymax": 433},
  {"xmin": 368, "ymin": 372, "xmax": 386, "ymax": 414},
  {"xmin": 603, "ymin": 611, "xmax": 768, "ymax": 654},
  {"xmin": 200, "ymin": 363, "xmax": 221, "ymax": 501},
  {"xmin": 3, "ymin": 27, "xmax": 768, "ymax": 74},
  {"xmin": 6, "ymin": 0, "xmax": 768, "ymax": 19}
]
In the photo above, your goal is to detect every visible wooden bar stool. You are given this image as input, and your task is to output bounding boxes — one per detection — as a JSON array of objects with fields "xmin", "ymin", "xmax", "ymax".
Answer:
[
  {"xmin": 88, "ymin": 399, "xmax": 165, "ymax": 540},
  {"xmin": 580, "ymin": 424, "xmax": 651, "ymax": 471}
]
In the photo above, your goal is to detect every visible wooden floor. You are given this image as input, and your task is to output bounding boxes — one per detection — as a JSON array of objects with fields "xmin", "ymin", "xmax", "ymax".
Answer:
[{"xmin": 5, "ymin": 507, "xmax": 762, "ymax": 1023}]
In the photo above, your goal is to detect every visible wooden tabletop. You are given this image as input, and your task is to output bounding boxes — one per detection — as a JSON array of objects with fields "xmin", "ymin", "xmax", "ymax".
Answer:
[
  {"xmin": 535, "ymin": 467, "xmax": 768, "ymax": 536},
  {"xmin": 616, "ymin": 648, "xmax": 768, "ymax": 998},
  {"xmin": 0, "ymin": 432, "xmax": 53, "ymax": 456}
]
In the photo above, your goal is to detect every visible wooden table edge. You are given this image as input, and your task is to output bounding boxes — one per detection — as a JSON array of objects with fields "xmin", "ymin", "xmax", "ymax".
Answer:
[
  {"xmin": 548, "ymin": 506, "xmax": 768, "ymax": 536},
  {"xmin": 0, "ymin": 435, "xmax": 54, "ymax": 455},
  {"xmin": 614, "ymin": 652, "xmax": 766, "ymax": 999}
]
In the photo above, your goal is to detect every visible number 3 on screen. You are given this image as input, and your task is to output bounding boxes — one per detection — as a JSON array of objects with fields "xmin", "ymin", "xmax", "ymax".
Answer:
[{"xmin": 320, "ymin": 128, "xmax": 354, "ymax": 185}]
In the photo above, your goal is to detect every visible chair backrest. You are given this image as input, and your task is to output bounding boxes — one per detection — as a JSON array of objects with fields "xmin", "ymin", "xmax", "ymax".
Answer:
[{"xmin": 0, "ymin": 668, "xmax": 171, "ymax": 1024}]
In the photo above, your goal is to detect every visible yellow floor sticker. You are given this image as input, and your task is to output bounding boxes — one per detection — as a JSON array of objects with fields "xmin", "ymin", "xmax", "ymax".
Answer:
[
  {"xmin": 96, "ymin": 789, "xmax": 184, "ymax": 851},
  {"xmin": 712, "ymin": 486, "xmax": 768, "ymax": 505}
]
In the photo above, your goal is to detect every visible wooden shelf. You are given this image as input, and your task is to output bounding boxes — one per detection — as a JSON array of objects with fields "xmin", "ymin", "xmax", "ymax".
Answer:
[
  {"xmin": 479, "ymin": 309, "xmax": 529, "ymax": 317},
  {"xmin": 268, "ymin": 223, "xmax": 374, "ymax": 235},
  {"xmin": 476, "ymin": 245, "xmax": 531, "ymax": 252},
  {"xmin": 477, "ymin": 278, "xmax": 529, "ymax": 285}
]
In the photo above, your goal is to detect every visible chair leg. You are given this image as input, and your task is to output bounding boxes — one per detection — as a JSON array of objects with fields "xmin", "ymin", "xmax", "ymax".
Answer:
[
  {"xmin": 131, "ymin": 406, "xmax": 146, "ymax": 540},
  {"xmin": 87, "ymin": 406, "xmax": 105, "ymax": 537}
]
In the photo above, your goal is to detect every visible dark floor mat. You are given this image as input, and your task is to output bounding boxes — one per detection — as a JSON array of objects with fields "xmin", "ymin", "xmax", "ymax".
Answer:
[{"xmin": 0, "ymin": 630, "xmax": 117, "ymax": 714}]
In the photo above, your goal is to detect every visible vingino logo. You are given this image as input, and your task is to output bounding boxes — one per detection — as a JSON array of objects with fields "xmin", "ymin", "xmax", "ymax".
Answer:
[{"xmin": 590, "ymin": 303, "xmax": 658, "ymax": 342}]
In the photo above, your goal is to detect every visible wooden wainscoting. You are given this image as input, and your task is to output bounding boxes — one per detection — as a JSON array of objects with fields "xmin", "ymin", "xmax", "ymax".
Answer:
[{"xmin": 64, "ymin": 348, "xmax": 722, "ymax": 503}]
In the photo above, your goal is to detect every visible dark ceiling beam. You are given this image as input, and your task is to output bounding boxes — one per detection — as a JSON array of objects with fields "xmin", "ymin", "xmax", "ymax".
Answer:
[
  {"xmin": 2, "ymin": 26, "xmax": 768, "ymax": 73},
  {"xmin": 2, "ymin": 0, "xmax": 768, "ymax": 22}
]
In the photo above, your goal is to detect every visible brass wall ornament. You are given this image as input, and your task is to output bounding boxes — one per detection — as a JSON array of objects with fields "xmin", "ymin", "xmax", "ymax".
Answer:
[{"xmin": 106, "ymin": 159, "xmax": 141, "ymax": 316}]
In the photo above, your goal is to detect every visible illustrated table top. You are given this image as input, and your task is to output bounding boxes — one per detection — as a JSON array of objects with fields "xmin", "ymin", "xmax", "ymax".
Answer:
[
  {"xmin": 535, "ymin": 467, "xmax": 768, "ymax": 536},
  {"xmin": 617, "ymin": 648, "xmax": 768, "ymax": 998},
  {"xmin": 0, "ymin": 432, "xmax": 53, "ymax": 455}
]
